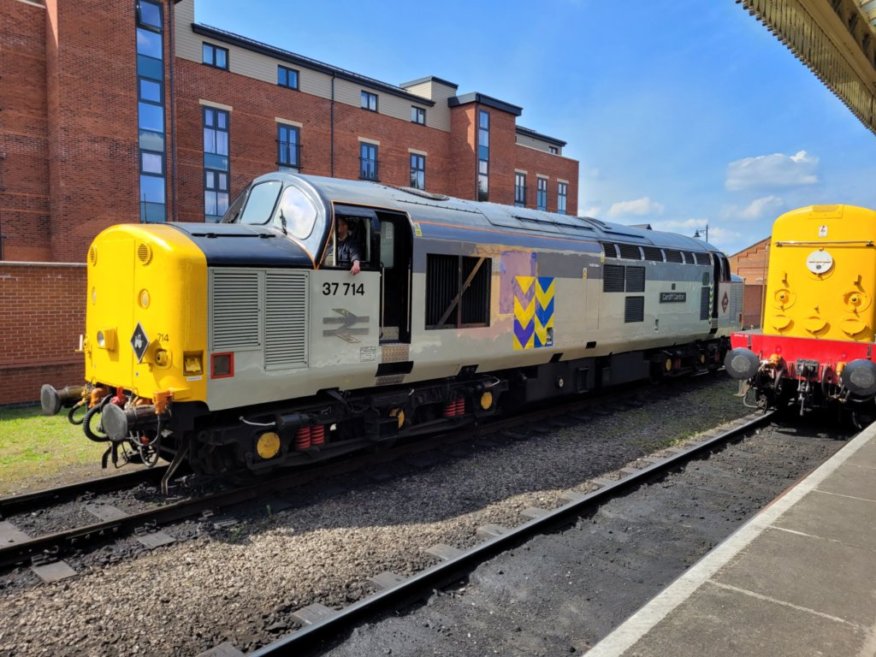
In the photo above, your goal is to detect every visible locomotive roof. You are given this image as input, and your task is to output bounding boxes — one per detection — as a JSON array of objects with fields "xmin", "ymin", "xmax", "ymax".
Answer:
[{"xmin": 254, "ymin": 172, "xmax": 718, "ymax": 254}]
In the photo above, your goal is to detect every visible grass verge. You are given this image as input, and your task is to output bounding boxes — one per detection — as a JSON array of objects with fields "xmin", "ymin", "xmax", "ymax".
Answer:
[{"xmin": 0, "ymin": 405, "xmax": 108, "ymax": 495}]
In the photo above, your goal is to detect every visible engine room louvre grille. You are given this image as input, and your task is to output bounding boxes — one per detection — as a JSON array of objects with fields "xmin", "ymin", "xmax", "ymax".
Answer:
[
  {"xmin": 265, "ymin": 271, "xmax": 308, "ymax": 369},
  {"xmin": 617, "ymin": 243, "xmax": 642, "ymax": 260},
  {"xmin": 664, "ymin": 249, "xmax": 683, "ymax": 263},
  {"xmin": 642, "ymin": 246, "xmax": 663, "ymax": 261},
  {"xmin": 624, "ymin": 296, "xmax": 645, "ymax": 323},
  {"xmin": 211, "ymin": 270, "xmax": 261, "ymax": 350},
  {"xmin": 601, "ymin": 242, "xmax": 619, "ymax": 258},
  {"xmin": 603, "ymin": 264, "xmax": 625, "ymax": 292},
  {"xmin": 625, "ymin": 266, "xmax": 645, "ymax": 292}
]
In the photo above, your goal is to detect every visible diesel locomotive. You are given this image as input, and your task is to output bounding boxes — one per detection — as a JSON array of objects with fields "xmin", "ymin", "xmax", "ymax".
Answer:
[
  {"xmin": 725, "ymin": 204, "xmax": 876, "ymax": 417},
  {"xmin": 42, "ymin": 173, "xmax": 742, "ymax": 485}
]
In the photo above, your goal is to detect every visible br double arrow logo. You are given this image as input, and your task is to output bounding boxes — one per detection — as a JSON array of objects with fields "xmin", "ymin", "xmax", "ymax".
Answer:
[{"xmin": 322, "ymin": 308, "xmax": 369, "ymax": 343}]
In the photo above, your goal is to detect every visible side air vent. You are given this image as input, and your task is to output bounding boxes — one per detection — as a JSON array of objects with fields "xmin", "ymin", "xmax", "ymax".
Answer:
[
  {"xmin": 265, "ymin": 271, "xmax": 308, "ymax": 369},
  {"xmin": 625, "ymin": 266, "xmax": 646, "ymax": 292},
  {"xmin": 211, "ymin": 270, "xmax": 261, "ymax": 350},
  {"xmin": 603, "ymin": 264, "xmax": 625, "ymax": 292},
  {"xmin": 625, "ymin": 296, "xmax": 645, "ymax": 323},
  {"xmin": 700, "ymin": 286, "xmax": 711, "ymax": 321}
]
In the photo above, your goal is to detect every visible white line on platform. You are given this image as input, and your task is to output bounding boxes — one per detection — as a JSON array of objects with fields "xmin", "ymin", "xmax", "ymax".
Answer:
[{"xmin": 585, "ymin": 421, "xmax": 876, "ymax": 657}]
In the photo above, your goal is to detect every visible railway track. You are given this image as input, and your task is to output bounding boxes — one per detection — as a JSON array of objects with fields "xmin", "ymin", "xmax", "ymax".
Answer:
[
  {"xmin": 0, "ymin": 465, "xmax": 169, "ymax": 518},
  {"xmin": 226, "ymin": 410, "xmax": 775, "ymax": 657},
  {"xmin": 0, "ymin": 380, "xmax": 693, "ymax": 575}
]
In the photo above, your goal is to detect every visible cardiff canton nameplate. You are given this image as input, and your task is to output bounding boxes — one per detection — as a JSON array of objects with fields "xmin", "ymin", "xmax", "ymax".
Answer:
[{"xmin": 659, "ymin": 292, "xmax": 686, "ymax": 303}]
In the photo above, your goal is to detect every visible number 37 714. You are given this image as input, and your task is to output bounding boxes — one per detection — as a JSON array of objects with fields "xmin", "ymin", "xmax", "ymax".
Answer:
[{"xmin": 322, "ymin": 282, "xmax": 365, "ymax": 296}]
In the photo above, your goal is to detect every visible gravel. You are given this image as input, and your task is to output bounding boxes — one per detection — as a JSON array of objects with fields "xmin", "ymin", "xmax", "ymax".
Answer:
[
  {"xmin": 322, "ymin": 422, "xmax": 846, "ymax": 657},
  {"xmin": 0, "ymin": 376, "xmax": 771, "ymax": 656}
]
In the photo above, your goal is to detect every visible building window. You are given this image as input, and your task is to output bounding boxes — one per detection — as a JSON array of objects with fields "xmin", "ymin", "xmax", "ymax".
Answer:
[
  {"xmin": 410, "ymin": 153, "xmax": 425, "ymax": 190},
  {"xmin": 411, "ymin": 106, "xmax": 426, "ymax": 125},
  {"xmin": 137, "ymin": 0, "xmax": 162, "ymax": 30},
  {"xmin": 202, "ymin": 43, "xmax": 228, "ymax": 70},
  {"xmin": 360, "ymin": 90, "xmax": 378, "ymax": 112},
  {"xmin": 360, "ymin": 142, "xmax": 378, "ymax": 180},
  {"xmin": 203, "ymin": 107, "xmax": 230, "ymax": 222},
  {"xmin": 277, "ymin": 124, "xmax": 300, "ymax": 170},
  {"xmin": 477, "ymin": 110, "xmax": 489, "ymax": 201},
  {"xmin": 514, "ymin": 173, "xmax": 526, "ymax": 207},
  {"xmin": 204, "ymin": 170, "xmax": 229, "ymax": 221},
  {"xmin": 557, "ymin": 182, "xmax": 568, "ymax": 215},
  {"xmin": 549, "ymin": 146, "xmax": 559, "ymax": 154},
  {"xmin": 136, "ymin": 0, "xmax": 166, "ymax": 223},
  {"xmin": 536, "ymin": 177, "xmax": 548, "ymax": 210},
  {"xmin": 277, "ymin": 65, "xmax": 299, "ymax": 90}
]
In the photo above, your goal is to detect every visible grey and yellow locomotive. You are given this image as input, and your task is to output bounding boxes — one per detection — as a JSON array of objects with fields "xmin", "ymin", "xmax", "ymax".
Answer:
[{"xmin": 42, "ymin": 173, "xmax": 742, "ymax": 479}]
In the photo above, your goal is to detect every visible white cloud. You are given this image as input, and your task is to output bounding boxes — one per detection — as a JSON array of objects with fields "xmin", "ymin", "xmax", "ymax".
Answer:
[
  {"xmin": 581, "ymin": 205, "xmax": 601, "ymax": 217},
  {"xmin": 725, "ymin": 150, "xmax": 818, "ymax": 191},
  {"xmin": 608, "ymin": 197, "xmax": 665, "ymax": 218},
  {"xmin": 740, "ymin": 195, "xmax": 783, "ymax": 220},
  {"xmin": 650, "ymin": 218, "xmax": 707, "ymax": 233}
]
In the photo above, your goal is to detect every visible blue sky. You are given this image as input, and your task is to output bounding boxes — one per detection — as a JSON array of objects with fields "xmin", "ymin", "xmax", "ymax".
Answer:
[{"xmin": 197, "ymin": 1, "xmax": 876, "ymax": 255}]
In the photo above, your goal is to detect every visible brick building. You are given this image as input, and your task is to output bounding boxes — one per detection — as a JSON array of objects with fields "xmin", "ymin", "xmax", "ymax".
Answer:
[
  {"xmin": 728, "ymin": 236, "xmax": 771, "ymax": 328},
  {"xmin": 0, "ymin": 0, "xmax": 580, "ymax": 403},
  {"xmin": 1, "ymin": 0, "xmax": 579, "ymax": 263}
]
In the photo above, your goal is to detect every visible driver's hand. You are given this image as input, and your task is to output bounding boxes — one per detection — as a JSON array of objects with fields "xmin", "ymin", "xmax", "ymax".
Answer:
[{"xmin": 351, "ymin": 260, "xmax": 361, "ymax": 275}]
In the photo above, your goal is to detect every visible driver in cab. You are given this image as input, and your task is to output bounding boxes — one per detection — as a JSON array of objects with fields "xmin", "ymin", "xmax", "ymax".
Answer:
[{"xmin": 336, "ymin": 216, "xmax": 362, "ymax": 275}]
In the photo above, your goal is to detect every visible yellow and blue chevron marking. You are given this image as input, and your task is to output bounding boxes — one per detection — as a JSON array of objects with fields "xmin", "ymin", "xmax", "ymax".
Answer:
[{"xmin": 514, "ymin": 275, "xmax": 555, "ymax": 350}]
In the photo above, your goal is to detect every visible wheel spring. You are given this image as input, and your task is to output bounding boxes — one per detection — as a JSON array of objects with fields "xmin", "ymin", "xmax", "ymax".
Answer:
[
  {"xmin": 443, "ymin": 397, "xmax": 466, "ymax": 418},
  {"xmin": 295, "ymin": 426, "xmax": 312, "ymax": 450}
]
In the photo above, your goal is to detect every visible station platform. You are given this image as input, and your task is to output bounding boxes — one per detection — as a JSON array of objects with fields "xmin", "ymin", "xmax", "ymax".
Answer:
[{"xmin": 587, "ymin": 419, "xmax": 876, "ymax": 657}]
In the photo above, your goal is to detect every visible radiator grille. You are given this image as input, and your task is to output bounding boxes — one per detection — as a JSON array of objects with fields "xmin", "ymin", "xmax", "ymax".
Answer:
[
  {"xmin": 211, "ymin": 270, "xmax": 260, "ymax": 350},
  {"xmin": 265, "ymin": 271, "xmax": 308, "ymax": 369}
]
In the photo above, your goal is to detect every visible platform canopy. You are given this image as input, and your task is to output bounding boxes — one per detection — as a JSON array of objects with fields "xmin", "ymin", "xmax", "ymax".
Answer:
[{"xmin": 738, "ymin": 0, "xmax": 876, "ymax": 135}]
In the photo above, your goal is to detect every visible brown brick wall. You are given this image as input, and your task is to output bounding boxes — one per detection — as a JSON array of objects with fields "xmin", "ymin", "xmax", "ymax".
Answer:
[
  {"xmin": 45, "ymin": 0, "xmax": 142, "ymax": 262},
  {"xmin": 729, "ymin": 237, "xmax": 770, "ymax": 328},
  {"xmin": 448, "ymin": 105, "xmax": 476, "ymax": 200},
  {"xmin": 0, "ymin": 263, "xmax": 85, "ymax": 405},
  {"xmin": 0, "ymin": 0, "xmax": 51, "ymax": 261},
  {"xmin": 514, "ymin": 146, "xmax": 579, "ymax": 215}
]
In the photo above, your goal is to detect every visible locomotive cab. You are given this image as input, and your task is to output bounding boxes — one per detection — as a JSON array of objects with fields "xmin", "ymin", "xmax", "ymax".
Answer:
[{"xmin": 224, "ymin": 175, "xmax": 414, "ymax": 344}]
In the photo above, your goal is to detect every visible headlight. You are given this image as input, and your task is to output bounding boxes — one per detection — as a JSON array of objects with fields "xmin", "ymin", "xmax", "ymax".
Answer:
[{"xmin": 96, "ymin": 328, "xmax": 117, "ymax": 351}]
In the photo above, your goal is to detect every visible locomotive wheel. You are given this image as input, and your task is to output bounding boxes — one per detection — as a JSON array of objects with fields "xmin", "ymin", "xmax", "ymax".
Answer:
[{"xmin": 189, "ymin": 431, "xmax": 237, "ymax": 476}]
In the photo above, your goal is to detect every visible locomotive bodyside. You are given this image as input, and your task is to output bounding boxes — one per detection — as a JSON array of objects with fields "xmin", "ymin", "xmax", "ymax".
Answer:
[
  {"xmin": 725, "ymin": 204, "xmax": 876, "ymax": 413},
  {"xmin": 43, "ymin": 173, "xmax": 741, "ymax": 479}
]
